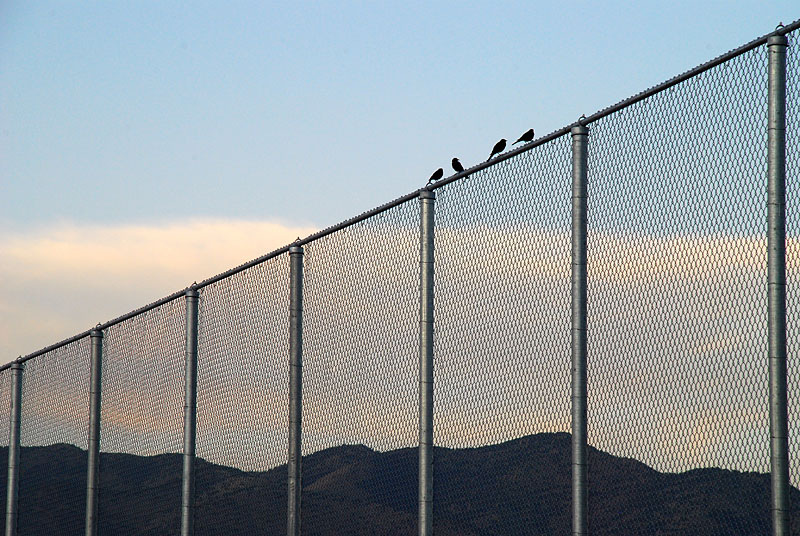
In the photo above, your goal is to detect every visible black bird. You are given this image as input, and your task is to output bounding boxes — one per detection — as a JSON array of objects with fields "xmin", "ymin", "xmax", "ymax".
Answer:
[
  {"xmin": 486, "ymin": 139, "xmax": 506, "ymax": 162},
  {"xmin": 452, "ymin": 158, "xmax": 464, "ymax": 174},
  {"xmin": 514, "ymin": 128, "xmax": 535, "ymax": 145},
  {"xmin": 428, "ymin": 167, "xmax": 444, "ymax": 184}
]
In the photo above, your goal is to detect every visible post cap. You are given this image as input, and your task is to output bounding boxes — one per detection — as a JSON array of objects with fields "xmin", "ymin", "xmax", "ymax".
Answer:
[
  {"xmin": 289, "ymin": 245, "xmax": 304, "ymax": 255},
  {"xmin": 768, "ymin": 34, "xmax": 788, "ymax": 47},
  {"xmin": 419, "ymin": 189, "xmax": 435, "ymax": 199},
  {"xmin": 571, "ymin": 124, "xmax": 589, "ymax": 136}
]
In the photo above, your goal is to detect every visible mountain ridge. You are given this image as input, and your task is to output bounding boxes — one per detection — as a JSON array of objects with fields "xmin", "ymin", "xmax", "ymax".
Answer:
[{"xmin": 0, "ymin": 432, "xmax": 796, "ymax": 535}]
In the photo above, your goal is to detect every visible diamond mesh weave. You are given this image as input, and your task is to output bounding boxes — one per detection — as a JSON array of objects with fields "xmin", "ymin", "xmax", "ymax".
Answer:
[
  {"xmin": 433, "ymin": 135, "xmax": 572, "ymax": 535},
  {"xmin": 786, "ymin": 27, "xmax": 800, "ymax": 536},
  {"xmin": 17, "ymin": 337, "xmax": 90, "ymax": 535},
  {"xmin": 587, "ymin": 43, "xmax": 771, "ymax": 534},
  {"xmin": 4, "ymin": 24, "xmax": 800, "ymax": 536},
  {"xmin": 0, "ymin": 368, "xmax": 12, "ymax": 534},
  {"xmin": 195, "ymin": 257, "xmax": 289, "ymax": 534},
  {"xmin": 99, "ymin": 299, "xmax": 185, "ymax": 535},
  {"xmin": 301, "ymin": 199, "xmax": 420, "ymax": 534}
]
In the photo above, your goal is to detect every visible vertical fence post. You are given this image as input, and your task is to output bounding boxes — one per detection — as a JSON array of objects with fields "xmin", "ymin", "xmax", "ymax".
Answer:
[
  {"xmin": 768, "ymin": 32, "xmax": 790, "ymax": 536},
  {"xmin": 85, "ymin": 329, "xmax": 103, "ymax": 536},
  {"xmin": 287, "ymin": 245, "xmax": 304, "ymax": 536},
  {"xmin": 571, "ymin": 124, "xmax": 589, "ymax": 536},
  {"xmin": 5, "ymin": 362, "xmax": 23, "ymax": 536},
  {"xmin": 418, "ymin": 188, "xmax": 435, "ymax": 536},
  {"xmin": 181, "ymin": 289, "xmax": 200, "ymax": 536}
]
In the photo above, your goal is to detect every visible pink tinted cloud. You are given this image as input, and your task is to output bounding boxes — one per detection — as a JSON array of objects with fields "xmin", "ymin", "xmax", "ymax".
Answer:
[{"xmin": 0, "ymin": 219, "xmax": 317, "ymax": 359}]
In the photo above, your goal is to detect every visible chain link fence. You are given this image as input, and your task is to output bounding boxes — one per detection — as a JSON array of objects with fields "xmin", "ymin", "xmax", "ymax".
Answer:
[
  {"xmin": 98, "ymin": 299, "xmax": 186, "ymax": 536},
  {"xmin": 17, "ymin": 338, "xmax": 90, "ymax": 536},
  {"xmin": 433, "ymin": 135, "xmax": 572, "ymax": 535},
  {"xmin": 3, "ymin": 23, "xmax": 800, "ymax": 536},
  {"xmin": 588, "ymin": 42, "xmax": 771, "ymax": 535},
  {"xmin": 788, "ymin": 29, "xmax": 800, "ymax": 536},
  {"xmin": 302, "ymin": 199, "xmax": 420, "ymax": 534},
  {"xmin": 0, "ymin": 367, "xmax": 11, "ymax": 535},
  {"xmin": 195, "ymin": 256, "xmax": 289, "ymax": 534}
]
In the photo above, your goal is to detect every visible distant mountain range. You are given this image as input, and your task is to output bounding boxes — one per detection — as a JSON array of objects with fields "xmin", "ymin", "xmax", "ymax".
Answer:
[{"xmin": 0, "ymin": 432, "xmax": 796, "ymax": 535}]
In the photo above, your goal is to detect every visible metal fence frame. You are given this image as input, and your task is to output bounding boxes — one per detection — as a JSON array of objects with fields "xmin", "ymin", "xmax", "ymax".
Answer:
[{"xmin": 4, "ymin": 19, "xmax": 800, "ymax": 536}]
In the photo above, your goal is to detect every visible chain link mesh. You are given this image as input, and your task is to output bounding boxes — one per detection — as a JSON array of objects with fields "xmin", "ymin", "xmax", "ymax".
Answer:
[
  {"xmin": 0, "ymin": 369, "xmax": 11, "ymax": 534},
  {"xmin": 16, "ymin": 337, "xmax": 90, "ymax": 535},
  {"xmin": 5, "ymin": 25, "xmax": 800, "ymax": 536},
  {"xmin": 786, "ymin": 27, "xmax": 800, "ymax": 536},
  {"xmin": 99, "ymin": 299, "xmax": 185, "ymax": 535},
  {"xmin": 301, "ymin": 199, "xmax": 420, "ymax": 534},
  {"xmin": 432, "ymin": 136, "xmax": 572, "ymax": 535},
  {"xmin": 0, "ymin": 369, "xmax": 9, "ymax": 447},
  {"xmin": 0, "ymin": 368, "xmax": 11, "ymax": 535},
  {"xmin": 587, "ymin": 44, "xmax": 774, "ymax": 534},
  {"xmin": 195, "ymin": 257, "xmax": 290, "ymax": 534}
]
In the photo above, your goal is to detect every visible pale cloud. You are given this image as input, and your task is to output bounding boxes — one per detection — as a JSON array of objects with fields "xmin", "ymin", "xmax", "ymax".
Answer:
[
  {"xmin": 0, "ymin": 219, "xmax": 318, "ymax": 360},
  {"xmin": 3, "ymin": 218, "xmax": 799, "ymax": 483}
]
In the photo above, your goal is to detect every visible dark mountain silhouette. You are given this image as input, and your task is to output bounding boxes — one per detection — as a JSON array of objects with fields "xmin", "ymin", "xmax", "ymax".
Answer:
[{"xmin": 0, "ymin": 433, "xmax": 797, "ymax": 535}]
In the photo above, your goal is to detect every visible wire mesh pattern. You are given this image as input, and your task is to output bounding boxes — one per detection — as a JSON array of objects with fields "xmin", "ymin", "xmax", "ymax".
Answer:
[
  {"xmin": 301, "ymin": 199, "xmax": 420, "ymax": 534},
  {"xmin": 16, "ymin": 337, "xmax": 90, "ymax": 536},
  {"xmin": 194, "ymin": 257, "xmax": 290, "ymax": 534},
  {"xmin": 99, "ymin": 299, "xmax": 186, "ymax": 535},
  {"xmin": 587, "ymin": 44, "xmax": 771, "ymax": 534},
  {"xmin": 3, "ymin": 24, "xmax": 800, "ymax": 536},
  {"xmin": 0, "ymin": 369, "xmax": 9, "ymax": 448},
  {"xmin": 786, "ymin": 28, "xmax": 800, "ymax": 533},
  {"xmin": 0, "ymin": 368, "xmax": 8, "ymax": 535},
  {"xmin": 432, "ymin": 136, "xmax": 572, "ymax": 535}
]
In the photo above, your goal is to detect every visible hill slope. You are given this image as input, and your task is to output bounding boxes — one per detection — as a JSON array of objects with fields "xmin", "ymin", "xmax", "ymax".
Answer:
[{"xmin": 0, "ymin": 433, "xmax": 795, "ymax": 535}]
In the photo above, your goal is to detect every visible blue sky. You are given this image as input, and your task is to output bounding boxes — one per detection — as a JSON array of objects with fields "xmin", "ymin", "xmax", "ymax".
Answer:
[
  {"xmin": 0, "ymin": 1, "xmax": 798, "ymax": 483},
  {"xmin": 1, "ymin": 2, "xmax": 798, "ymax": 358},
  {"xmin": 2, "ymin": 2, "xmax": 797, "ymax": 230}
]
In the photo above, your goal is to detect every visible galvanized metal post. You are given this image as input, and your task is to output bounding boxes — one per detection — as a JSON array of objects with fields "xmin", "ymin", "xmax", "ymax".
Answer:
[
  {"xmin": 5, "ymin": 362, "xmax": 23, "ymax": 536},
  {"xmin": 287, "ymin": 245, "xmax": 304, "ymax": 536},
  {"xmin": 418, "ymin": 188, "xmax": 435, "ymax": 536},
  {"xmin": 85, "ymin": 329, "xmax": 103, "ymax": 536},
  {"xmin": 181, "ymin": 289, "xmax": 200, "ymax": 536},
  {"xmin": 571, "ymin": 124, "xmax": 589, "ymax": 536},
  {"xmin": 768, "ymin": 33, "xmax": 790, "ymax": 536}
]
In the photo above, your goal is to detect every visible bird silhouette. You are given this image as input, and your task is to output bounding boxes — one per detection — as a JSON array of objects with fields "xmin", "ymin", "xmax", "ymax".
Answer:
[
  {"xmin": 452, "ymin": 158, "xmax": 464, "ymax": 174},
  {"xmin": 486, "ymin": 139, "xmax": 506, "ymax": 162},
  {"xmin": 428, "ymin": 168, "xmax": 444, "ymax": 184},
  {"xmin": 514, "ymin": 128, "xmax": 534, "ymax": 145}
]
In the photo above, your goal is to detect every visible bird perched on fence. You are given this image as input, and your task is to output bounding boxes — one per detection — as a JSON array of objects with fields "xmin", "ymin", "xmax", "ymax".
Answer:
[
  {"xmin": 428, "ymin": 167, "xmax": 444, "ymax": 185},
  {"xmin": 486, "ymin": 139, "xmax": 506, "ymax": 162},
  {"xmin": 514, "ymin": 128, "xmax": 535, "ymax": 145},
  {"xmin": 452, "ymin": 158, "xmax": 464, "ymax": 174}
]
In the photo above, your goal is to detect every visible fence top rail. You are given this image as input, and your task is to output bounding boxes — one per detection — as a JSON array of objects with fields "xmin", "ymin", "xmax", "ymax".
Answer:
[
  {"xmin": 4, "ymin": 187, "xmax": 425, "ymax": 369},
  {"xmin": 6, "ymin": 19, "xmax": 798, "ymax": 370},
  {"xmin": 430, "ymin": 19, "xmax": 800, "ymax": 190}
]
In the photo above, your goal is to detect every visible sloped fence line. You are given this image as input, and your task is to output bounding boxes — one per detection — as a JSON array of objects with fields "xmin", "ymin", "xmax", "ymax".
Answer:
[{"xmin": 3, "ymin": 21, "xmax": 800, "ymax": 536}]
